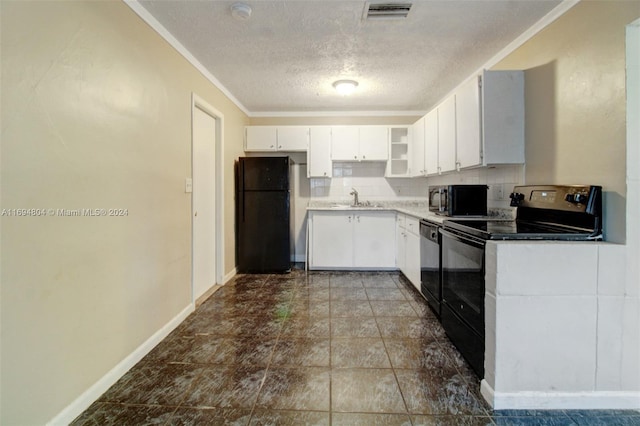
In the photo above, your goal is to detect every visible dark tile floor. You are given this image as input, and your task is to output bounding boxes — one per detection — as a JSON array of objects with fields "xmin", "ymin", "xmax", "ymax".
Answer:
[{"xmin": 72, "ymin": 270, "xmax": 640, "ymax": 426}]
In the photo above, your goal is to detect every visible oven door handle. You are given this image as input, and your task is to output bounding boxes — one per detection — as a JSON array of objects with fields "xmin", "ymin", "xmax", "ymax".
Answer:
[{"xmin": 440, "ymin": 228, "xmax": 486, "ymax": 249}]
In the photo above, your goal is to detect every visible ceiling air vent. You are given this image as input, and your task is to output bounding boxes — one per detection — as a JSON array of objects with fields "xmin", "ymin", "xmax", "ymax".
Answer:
[{"xmin": 364, "ymin": 1, "xmax": 412, "ymax": 20}]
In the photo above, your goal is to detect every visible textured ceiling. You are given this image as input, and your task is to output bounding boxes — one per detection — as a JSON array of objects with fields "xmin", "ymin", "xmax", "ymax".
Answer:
[{"xmin": 137, "ymin": 0, "xmax": 563, "ymax": 114}]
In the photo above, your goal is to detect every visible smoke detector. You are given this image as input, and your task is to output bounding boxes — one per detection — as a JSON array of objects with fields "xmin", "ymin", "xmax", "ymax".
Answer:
[
  {"xmin": 363, "ymin": 1, "xmax": 412, "ymax": 20},
  {"xmin": 231, "ymin": 3, "xmax": 252, "ymax": 21}
]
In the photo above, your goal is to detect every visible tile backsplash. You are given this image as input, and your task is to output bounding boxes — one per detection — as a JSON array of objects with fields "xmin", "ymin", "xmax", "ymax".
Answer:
[
  {"xmin": 310, "ymin": 162, "xmax": 427, "ymax": 200},
  {"xmin": 425, "ymin": 164, "xmax": 525, "ymax": 209},
  {"xmin": 309, "ymin": 162, "xmax": 524, "ymax": 209}
]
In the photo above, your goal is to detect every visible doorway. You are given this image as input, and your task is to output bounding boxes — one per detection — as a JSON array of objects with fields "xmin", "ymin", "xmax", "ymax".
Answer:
[{"xmin": 191, "ymin": 94, "xmax": 224, "ymax": 302}]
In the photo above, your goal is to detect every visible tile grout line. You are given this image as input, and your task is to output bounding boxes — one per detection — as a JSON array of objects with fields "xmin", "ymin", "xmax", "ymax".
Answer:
[
  {"xmin": 246, "ymin": 273, "xmax": 302, "ymax": 424},
  {"xmin": 375, "ymin": 273, "xmax": 416, "ymax": 424}
]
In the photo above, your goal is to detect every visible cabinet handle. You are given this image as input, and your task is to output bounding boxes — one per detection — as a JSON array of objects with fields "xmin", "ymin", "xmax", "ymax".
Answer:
[
  {"xmin": 362, "ymin": 155, "xmax": 366, "ymax": 159},
  {"xmin": 456, "ymin": 161, "xmax": 461, "ymax": 172},
  {"xmin": 354, "ymin": 155, "xmax": 358, "ymax": 160},
  {"xmin": 348, "ymin": 216, "xmax": 352, "ymax": 222},
  {"xmin": 278, "ymin": 145, "xmax": 282, "ymax": 149},
  {"xmin": 270, "ymin": 145, "xmax": 274, "ymax": 148},
  {"xmin": 357, "ymin": 216, "xmax": 360, "ymax": 223},
  {"xmin": 438, "ymin": 167, "xmax": 442, "ymax": 175}
]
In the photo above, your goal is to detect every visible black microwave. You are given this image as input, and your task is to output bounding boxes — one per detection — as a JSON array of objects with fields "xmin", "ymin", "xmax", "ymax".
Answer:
[{"xmin": 428, "ymin": 185, "xmax": 488, "ymax": 216}]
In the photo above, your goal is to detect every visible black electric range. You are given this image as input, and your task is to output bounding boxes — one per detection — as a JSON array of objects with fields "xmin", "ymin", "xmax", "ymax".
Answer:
[
  {"xmin": 443, "ymin": 184, "xmax": 603, "ymax": 241},
  {"xmin": 438, "ymin": 185, "xmax": 602, "ymax": 378}
]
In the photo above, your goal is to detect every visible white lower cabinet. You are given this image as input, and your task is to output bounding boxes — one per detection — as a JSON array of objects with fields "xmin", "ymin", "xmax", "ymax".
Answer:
[
  {"xmin": 396, "ymin": 213, "xmax": 421, "ymax": 290},
  {"xmin": 353, "ymin": 213, "xmax": 396, "ymax": 268},
  {"xmin": 309, "ymin": 212, "xmax": 353, "ymax": 268},
  {"xmin": 309, "ymin": 211, "xmax": 396, "ymax": 269}
]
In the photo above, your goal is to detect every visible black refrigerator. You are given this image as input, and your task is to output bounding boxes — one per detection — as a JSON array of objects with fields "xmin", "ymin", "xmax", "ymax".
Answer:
[{"xmin": 235, "ymin": 156, "xmax": 292, "ymax": 273}]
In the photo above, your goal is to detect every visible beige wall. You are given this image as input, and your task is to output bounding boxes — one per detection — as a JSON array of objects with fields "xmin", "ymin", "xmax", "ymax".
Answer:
[
  {"xmin": 493, "ymin": 1, "xmax": 640, "ymax": 243},
  {"xmin": 0, "ymin": 1, "xmax": 247, "ymax": 424}
]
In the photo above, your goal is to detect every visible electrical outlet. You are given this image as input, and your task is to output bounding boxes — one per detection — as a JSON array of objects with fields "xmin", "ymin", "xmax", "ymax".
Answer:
[{"xmin": 185, "ymin": 178, "xmax": 193, "ymax": 193}]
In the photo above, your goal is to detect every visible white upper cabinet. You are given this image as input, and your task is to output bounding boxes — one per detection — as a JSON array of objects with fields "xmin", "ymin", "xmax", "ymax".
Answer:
[
  {"xmin": 331, "ymin": 126, "xmax": 388, "ymax": 161},
  {"xmin": 331, "ymin": 126, "xmax": 360, "ymax": 160},
  {"xmin": 424, "ymin": 108, "xmax": 439, "ymax": 175},
  {"xmin": 277, "ymin": 126, "xmax": 309, "ymax": 151},
  {"xmin": 455, "ymin": 76, "xmax": 482, "ymax": 169},
  {"xmin": 387, "ymin": 126, "xmax": 410, "ymax": 177},
  {"xmin": 437, "ymin": 95, "xmax": 457, "ymax": 174},
  {"xmin": 358, "ymin": 126, "xmax": 388, "ymax": 161},
  {"xmin": 307, "ymin": 126, "xmax": 332, "ymax": 178},
  {"xmin": 245, "ymin": 126, "xmax": 278, "ymax": 151},
  {"xmin": 451, "ymin": 70, "xmax": 524, "ymax": 170},
  {"xmin": 245, "ymin": 126, "xmax": 308, "ymax": 152},
  {"xmin": 410, "ymin": 117, "xmax": 426, "ymax": 177},
  {"xmin": 417, "ymin": 69, "xmax": 524, "ymax": 176},
  {"xmin": 479, "ymin": 70, "xmax": 525, "ymax": 165}
]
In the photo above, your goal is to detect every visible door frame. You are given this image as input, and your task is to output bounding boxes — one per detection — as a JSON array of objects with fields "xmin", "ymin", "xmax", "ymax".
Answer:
[{"xmin": 191, "ymin": 93, "xmax": 225, "ymax": 302}]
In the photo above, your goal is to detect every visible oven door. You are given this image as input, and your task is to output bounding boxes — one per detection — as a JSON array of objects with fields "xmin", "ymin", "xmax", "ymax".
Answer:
[{"xmin": 440, "ymin": 228, "xmax": 486, "ymax": 376}]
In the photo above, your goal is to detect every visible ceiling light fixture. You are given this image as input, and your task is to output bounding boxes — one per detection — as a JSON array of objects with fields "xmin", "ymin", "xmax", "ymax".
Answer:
[
  {"xmin": 231, "ymin": 2, "xmax": 252, "ymax": 21},
  {"xmin": 333, "ymin": 80, "xmax": 359, "ymax": 96}
]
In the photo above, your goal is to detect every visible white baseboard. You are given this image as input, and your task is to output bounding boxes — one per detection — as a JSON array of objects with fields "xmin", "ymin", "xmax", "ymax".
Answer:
[
  {"xmin": 47, "ymin": 304, "xmax": 195, "ymax": 426},
  {"xmin": 223, "ymin": 267, "xmax": 236, "ymax": 284},
  {"xmin": 481, "ymin": 380, "xmax": 640, "ymax": 410}
]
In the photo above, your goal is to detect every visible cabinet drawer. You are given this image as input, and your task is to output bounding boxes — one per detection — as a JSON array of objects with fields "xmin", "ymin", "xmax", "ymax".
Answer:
[{"xmin": 405, "ymin": 216, "xmax": 419, "ymax": 236}]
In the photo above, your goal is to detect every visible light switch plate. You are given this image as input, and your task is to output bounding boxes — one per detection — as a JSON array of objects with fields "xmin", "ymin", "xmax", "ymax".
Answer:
[{"xmin": 185, "ymin": 178, "xmax": 193, "ymax": 193}]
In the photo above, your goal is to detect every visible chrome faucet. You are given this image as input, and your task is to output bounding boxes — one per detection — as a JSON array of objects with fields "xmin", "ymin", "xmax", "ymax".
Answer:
[{"xmin": 350, "ymin": 188, "xmax": 359, "ymax": 206}]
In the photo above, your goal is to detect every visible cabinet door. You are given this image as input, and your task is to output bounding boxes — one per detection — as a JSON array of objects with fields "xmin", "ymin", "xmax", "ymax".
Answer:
[
  {"xmin": 438, "ymin": 96, "xmax": 457, "ymax": 173},
  {"xmin": 307, "ymin": 127, "xmax": 332, "ymax": 178},
  {"xmin": 482, "ymin": 70, "xmax": 525, "ymax": 165},
  {"xmin": 359, "ymin": 126, "xmax": 388, "ymax": 161},
  {"xmin": 309, "ymin": 212, "xmax": 353, "ymax": 268},
  {"xmin": 353, "ymin": 212, "xmax": 396, "ymax": 268},
  {"xmin": 277, "ymin": 126, "xmax": 309, "ymax": 151},
  {"xmin": 396, "ymin": 219, "xmax": 406, "ymax": 272},
  {"xmin": 411, "ymin": 117, "xmax": 426, "ymax": 177},
  {"xmin": 405, "ymin": 231, "xmax": 421, "ymax": 290},
  {"xmin": 424, "ymin": 108, "xmax": 439, "ymax": 176},
  {"xmin": 245, "ymin": 126, "xmax": 277, "ymax": 151},
  {"xmin": 331, "ymin": 126, "xmax": 359, "ymax": 161},
  {"xmin": 455, "ymin": 76, "xmax": 482, "ymax": 169}
]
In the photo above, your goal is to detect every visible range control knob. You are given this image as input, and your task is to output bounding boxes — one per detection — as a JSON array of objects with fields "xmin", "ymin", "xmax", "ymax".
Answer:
[
  {"xmin": 509, "ymin": 192, "xmax": 525, "ymax": 207},
  {"xmin": 566, "ymin": 193, "xmax": 587, "ymax": 204}
]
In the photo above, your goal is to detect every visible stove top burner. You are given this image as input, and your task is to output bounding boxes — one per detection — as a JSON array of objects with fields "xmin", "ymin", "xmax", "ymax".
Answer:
[
  {"xmin": 443, "ymin": 185, "xmax": 603, "ymax": 241},
  {"xmin": 444, "ymin": 219, "xmax": 601, "ymax": 241}
]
